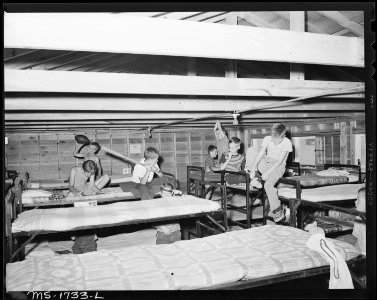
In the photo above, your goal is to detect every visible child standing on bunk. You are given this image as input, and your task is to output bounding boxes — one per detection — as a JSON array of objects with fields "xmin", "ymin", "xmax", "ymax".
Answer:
[
  {"xmin": 74, "ymin": 141, "xmax": 103, "ymax": 178},
  {"xmin": 219, "ymin": 137, "xmax": 246, "ymax": 185},
  {"xmin": 155, "ymin": 183, "xmax": 182, "ymax": 244},
  {"xmin": 353, "ymin": 187, "xmax": 366, "ymax": 255},
  {"xmin": 119, "ymin": 147, "xmax": 176, "ymax": 200},
  {"xmin": 248, "ymin": 123, "xmax": 292, "ymax": 223}
]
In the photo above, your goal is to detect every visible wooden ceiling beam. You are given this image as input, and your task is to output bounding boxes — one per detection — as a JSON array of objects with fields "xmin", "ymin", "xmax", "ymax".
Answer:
[
  {"xmin": 239, "ymin": 12, "xmax": 277, "ymax": 29},
  {"xmin": 5, "ymin": 112, "xmax": 364, "ymax": 122},
  {"xmin": 4, "ymin": 13, "xmax": 364, "ymax": 67},
  {"xmin": 183, "ymin": 12, "xmax": 227, "ymax": 22},
  {"xmin": 317, "ymin": 11, "xmax": 364, "ymax": 37},
  {"xmin": 5, "ymin": 95, "xmax": 364, "ymax": 112},
  {"xmin": 203, "ymin": 12, "xmax": 239, "ymax": 23},
  {"xmin": 5, "ymin": 70, "xmax": 364, "ymax": 98}
]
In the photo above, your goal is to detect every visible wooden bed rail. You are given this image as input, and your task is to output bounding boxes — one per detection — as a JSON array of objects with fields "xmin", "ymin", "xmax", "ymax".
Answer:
[
  {"xmin": 286, "ymin": 197, "xmax": 366, "ymax": 229},
  {"xmin": 187, "ymin": 165, "xmax": 205, "ymax": 196}
]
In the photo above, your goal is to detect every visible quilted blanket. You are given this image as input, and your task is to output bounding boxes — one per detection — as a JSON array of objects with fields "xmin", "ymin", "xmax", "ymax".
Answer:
[
  {"xmin": 6, "ymin": 225, "xmax": 360, "ymax": 291},
  {"xmin": 278, "ymin": 183, "xmax": 365, "ymax": 202},
  {"xmin": 12, "ymin": 195, "xmax": 220, "ymax": 233}
]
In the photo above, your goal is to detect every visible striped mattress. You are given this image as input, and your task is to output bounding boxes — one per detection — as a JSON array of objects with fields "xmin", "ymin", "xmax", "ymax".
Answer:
[
  {"xmin": 6, "ymin": 225, "xmax": 360, "ymax": 291},
  {"xmin": 12, "ymin": 195, "xmax": 220, "ymax": 233}
]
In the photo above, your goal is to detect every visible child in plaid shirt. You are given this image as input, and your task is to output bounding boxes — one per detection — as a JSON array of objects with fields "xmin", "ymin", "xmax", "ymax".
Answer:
[{"xmin": 155, "ymin": 183, "xmax": 181, "ymax": 244}]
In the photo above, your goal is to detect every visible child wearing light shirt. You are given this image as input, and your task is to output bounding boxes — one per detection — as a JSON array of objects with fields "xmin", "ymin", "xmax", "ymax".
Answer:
[
  {"xmin": 120, "ymin": 147, "xmax": 173, "ymax": 200},
  {"xmin": 247, "ymin": 123, "xmax": 292, "ymax": 222}
]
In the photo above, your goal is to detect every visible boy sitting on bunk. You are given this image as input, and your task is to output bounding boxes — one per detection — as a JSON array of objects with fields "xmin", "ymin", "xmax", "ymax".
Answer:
[
  {"xmin": 154, "ymin": 183, "xmax": 182, "ymax": 244},
  {"xmin": 67, "ymin": 159, "xmax": 110, "ymax": 196},
  {"xmin": 73, "ymin": 141, "xmax": 103, "ymax": 178},
  {"xmin": 353, "ymin": 187, "xmax": 366, "ymax": 255},
  {"xmin": 68, "ymin": 160, "xmax": 110, "ymax": 254},
  {"xmin": 218, "ymin": 137, "xmax": 246, "ymax": 185},
  {"xmin": 204, "ymin": 145, "xmax": 221, "ymax": 199},
  {"xmin": 120, "ymin": 147, "xmax": 176, "ymax": 200},
  {"xmin": 247, "ymin": 123, "xmax": 293, "ymax": 223}
]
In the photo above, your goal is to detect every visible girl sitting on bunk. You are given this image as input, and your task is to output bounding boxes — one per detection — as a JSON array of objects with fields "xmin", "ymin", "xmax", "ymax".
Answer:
[
  {"xmin": 247, "ymin": 123, "xmax": 293, "ymax": 223},
  {"xmin": 154, "ymin": 183, "xmax": 182, "ymax": 245}
]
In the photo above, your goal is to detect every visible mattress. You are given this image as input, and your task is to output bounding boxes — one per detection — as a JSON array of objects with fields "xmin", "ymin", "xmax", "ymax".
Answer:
[
  {"xmin": 12, "ymin": 195, "xmax": 220, "ymax": 233},
  {"xmin": 6, "ymin": 225, "xmax": 360, "ymax": 291},
  {"xmin": 27, "ymin": 175, "xmax": 133, "ymax": 189},
  {"xmin": 278, "ymin": 183, "xmax": 365, "ymax": 202},
  {"xmin": 279, "ymin": 175, "xmax": 349, "ymax": 188},
  {"xmin": 22, "ymin": 187, "xmax": 134, "ymax": 205}
]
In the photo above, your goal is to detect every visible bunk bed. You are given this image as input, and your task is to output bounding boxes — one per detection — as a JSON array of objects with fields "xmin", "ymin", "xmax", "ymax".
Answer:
[
  {"xmin": 187, "ymin": 166, "xmax": 265, "ymax": 229},
  {"xmin": 277, "ymin": 163, "xmax": 364, "ymax": 233},
  {"xmin": 5, "ymin": 186, "xmax": 227, "ymax": 263},
  {"xmin": 18, "ymin": 172, "xmax": 179, "ymax": 210},
  {"xmin": 5, "ymin": 223, "xmax": 365, "ymax": 291}
]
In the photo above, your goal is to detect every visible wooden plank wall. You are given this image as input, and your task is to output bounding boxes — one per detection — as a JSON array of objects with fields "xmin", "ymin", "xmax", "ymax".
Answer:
[{"xmin": 4, "ymin": 120, "xmax": 364, "ymax": 191}]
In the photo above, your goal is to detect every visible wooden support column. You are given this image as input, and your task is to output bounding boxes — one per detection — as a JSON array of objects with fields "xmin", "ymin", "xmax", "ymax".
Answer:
[
  {"xmin": 290, "ymin": 11, "xmax": 305, "ymax": 80},
  {"xmin": 225, "ymin": 15, "xmax": 238, "ymax": 78},
  {"xmin": 350, "ymin": 121, "xmax": 356, "ymax": 164},
  {"xmin": 340, "ymin": 121, "xmax": 348, "ymax": 164},
  {"xmin": 187, "ymin": 57, "xmax": 197, "ymax": 76}
]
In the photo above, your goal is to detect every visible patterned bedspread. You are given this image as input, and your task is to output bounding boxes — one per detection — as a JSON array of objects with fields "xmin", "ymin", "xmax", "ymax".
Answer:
[
  {"xmin": 278, "ymin": 183, "xmax": 365, "ymax": 202},
  {"xmin": 12, "ymin": 195, "xmax": 220, "ymax": 233},
  {"xmin": 279, "ymin": 175, "xmax": 349, "ymax": 188},
  {"xmin": 22, "ymin": 187, "xmax": 134, "ymax": 205},
  {"xmin": 6, "ymin": 225, "xmax": 360, "ymax": 291}
]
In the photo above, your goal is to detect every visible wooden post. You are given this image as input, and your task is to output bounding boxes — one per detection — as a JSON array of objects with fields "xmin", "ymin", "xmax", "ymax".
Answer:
[
  {"xmin": 340, "ymin": 121, "xmax": 347, "ymax": 164},
  {"xmin": 290, "ymin": 11, "xmax": 305, "ymax": 80},
  {"xmin": 350, "ymin": 121, "xmax": 357, "ymax": 164},
  {"xmin": 315, "ymin": 137, "xmax": 323, "ymax": 165},
  {"xmin": 225, "ymin": 15, "xmax": 238, "ymax": 79}
]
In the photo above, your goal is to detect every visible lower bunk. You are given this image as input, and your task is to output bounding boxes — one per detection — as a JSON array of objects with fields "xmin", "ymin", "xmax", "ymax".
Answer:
[
  {"xmin": 5, "ymin": 188, "xmax": 226, "ymax": 263},
  {"xmin": 5, "ymin": 225, "xmax": 365, "ymax": 291}
]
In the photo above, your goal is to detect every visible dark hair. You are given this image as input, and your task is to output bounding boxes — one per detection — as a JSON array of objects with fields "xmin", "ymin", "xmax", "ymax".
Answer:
[
  {"xmin": 229, "ymin": 137, "xmax": 241, "ymax": 145},
  {"xmin": 144, "ymin": 147, "xmax": 160, "ymax": 159},
  {"xmin": 271, "ymin": 123, "xmax": 288, "ymax": 137},
  {"xmin": 208, "ymin": 145, "xmax": 217, "ymax": 154},
  {"xmin": 90, "ymin": 142, "xmax": 100, "ymax": 153},
  {"xmin": 160, "ymin": 183, "xmax": 175, "ymax": 193},
  {"xmin": 82, "ymin": 160, "xmax": 98, "ymax": 175}
]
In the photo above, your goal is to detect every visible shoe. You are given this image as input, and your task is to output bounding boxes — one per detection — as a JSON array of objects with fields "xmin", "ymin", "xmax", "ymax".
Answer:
[
  {"xmin": 250, "ymin": 178, "xmax": 262, "ymax": 189},
  {"xmin": 273, "ymin": 207, "xmax": 285, "ymax": 223}
]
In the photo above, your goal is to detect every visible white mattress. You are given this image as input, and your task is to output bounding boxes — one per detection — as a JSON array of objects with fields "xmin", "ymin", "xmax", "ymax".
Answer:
[
  {"xmin": 12, "ymin": 195, "xmax": 220, "ymax": 233},
  {"xmin": 278, "ymin": 183, "xmax": 365, "ymax": 202},
  {"xmin": 6, "ymin": 225, "xmax": 360, "ymax": 291}
]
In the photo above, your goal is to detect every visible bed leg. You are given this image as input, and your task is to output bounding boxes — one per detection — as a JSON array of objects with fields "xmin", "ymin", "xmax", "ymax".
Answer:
[{"xmin": 196, "ymin": 220, "xmax": 202, "ymax": 238}]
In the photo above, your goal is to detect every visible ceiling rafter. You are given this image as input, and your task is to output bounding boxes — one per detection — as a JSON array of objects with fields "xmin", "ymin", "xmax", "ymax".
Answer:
[
  {"xmin": 183, "ymin": 11, "xmax": 227, "ymax": 22},
  {"xmin": 20, "ymin": 51, "xmax": 74, "ymax": 70},
  {"xmin": 238, "ymin": 12, "xmax": 277, "ymax": 29},
  {"xmin": 48, "ymin": 52, "xmax": 100, "ymax": 71},
  {"xmin": 68, "ymin": 53, "xmax": 120, "ymax": 71},
  {"xmin": 202, "ymin": 12, "xmax": 239, "ymax": 23},
  {"xmin": 316, "ymin": 11, "xmax": 364, "ymax": 37},
  {"xmin": 4, "ymin": 49, "xmax": 41, "ymax": 62}
]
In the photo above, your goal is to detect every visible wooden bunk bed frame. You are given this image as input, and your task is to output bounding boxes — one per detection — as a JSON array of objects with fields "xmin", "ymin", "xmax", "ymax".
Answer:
[
  {"xmin": 5, "ymin": 181, "xmax": 229, "ymax": 263},
  {"xmin": 187, "ymin": 166, "xmax": 265, "ymax": 229}
]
